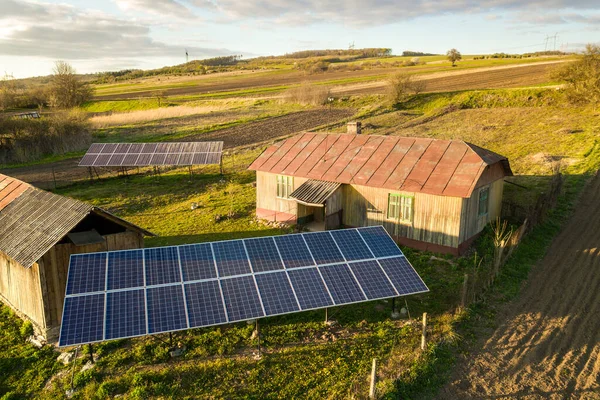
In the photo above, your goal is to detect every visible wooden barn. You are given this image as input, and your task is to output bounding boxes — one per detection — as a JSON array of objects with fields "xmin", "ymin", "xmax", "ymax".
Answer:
[
  {"xmin": 0, "ymin": 174, "xmax": 154, "ymax": 340},
  {"xmin": 248, "ymin": 127, "xmax": 513, "ymax": 255}
]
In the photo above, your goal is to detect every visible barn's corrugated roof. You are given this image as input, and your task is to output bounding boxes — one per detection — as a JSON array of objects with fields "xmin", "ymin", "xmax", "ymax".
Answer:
[
  {"xmin": 290, "ymin": 180, "xmax": 341, "ymax": 206},
  {"xmin": 249, "ymin": 133, "xmax": 513, "ymax": 198},
  {"xmin": 0, "ymin": 173, "xmax": 154, "ymax": 268}
]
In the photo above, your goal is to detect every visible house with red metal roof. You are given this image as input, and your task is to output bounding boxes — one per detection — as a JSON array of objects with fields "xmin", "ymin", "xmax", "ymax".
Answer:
[
  {"xmin": 0, "ymin": 173, "xmax": 154, "ymax": 340},
  {"xmin": 248, "ymin": 124, "xmax": 513, "ymax": 255}
]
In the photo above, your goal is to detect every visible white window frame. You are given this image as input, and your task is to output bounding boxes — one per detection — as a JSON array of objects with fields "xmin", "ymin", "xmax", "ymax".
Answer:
[
  {"xmin": 276, "ymin": 175, "xmax": 293, "ymax": 199},
  {"xmin": 387, "ymin": 193, "xmax": 413, "ymax": 223},
  {"xmin": 478, "ymin": 186, "xmax": 490, "ymax": 217}
]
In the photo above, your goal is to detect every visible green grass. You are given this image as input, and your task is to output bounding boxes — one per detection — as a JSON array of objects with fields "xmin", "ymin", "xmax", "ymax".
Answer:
[
  {"xmin": 0, "ymin": 307, "xmax": 61, "ymax": 399},
  {"xmin": 82, "ymin": 99, "xmax": 166, "ymax": 113}
]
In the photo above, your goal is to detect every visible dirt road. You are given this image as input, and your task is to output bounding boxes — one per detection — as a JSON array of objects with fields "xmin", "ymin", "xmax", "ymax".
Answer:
[{"xmin": 439, "ymin": 174, "xmax": 600, "ymax": 399}]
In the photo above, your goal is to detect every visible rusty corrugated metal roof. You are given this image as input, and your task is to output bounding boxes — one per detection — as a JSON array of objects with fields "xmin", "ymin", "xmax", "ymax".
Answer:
[
  {"xmin": 0, "ymin": 174, "xmax": 154, "ymax": 268},
  {"xmin": 290, "ymin": 180, "xmax": 341, "ymax": 206},
  {"xmin": 249, "ymin": 133, "xmax": 513, "ymax": 198}
]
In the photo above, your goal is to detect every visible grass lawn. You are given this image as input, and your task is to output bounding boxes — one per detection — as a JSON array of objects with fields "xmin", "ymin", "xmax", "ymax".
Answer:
[{"xmin": 0, "ymin": 86, "xmax": 598, "ymax": 399}]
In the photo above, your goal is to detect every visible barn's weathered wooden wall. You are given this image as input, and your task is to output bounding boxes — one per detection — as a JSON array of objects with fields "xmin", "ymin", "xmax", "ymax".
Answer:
[
  {"xmin": 255, "ymin": 172, "xmax": 308, "ymax": 221},
  {"xmin": 460, "ymin": 178, "xmax": 504, "ymax": 243},
  {"xmin": 343, "ymin": 184, "xmax": 463, "ymax": 248},
  {"xmin": 39, "ymin": 231, "xmax": 143, "ymax": 338},
  {"xmin": 0, "ymin": 252, "xmax": 46, "ymax": 330}
]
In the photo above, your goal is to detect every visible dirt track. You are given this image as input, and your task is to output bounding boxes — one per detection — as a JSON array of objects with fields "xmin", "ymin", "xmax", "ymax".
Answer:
[{"xmin": 439, "ymin": 173, "xmax": 600, "ymax": 399}]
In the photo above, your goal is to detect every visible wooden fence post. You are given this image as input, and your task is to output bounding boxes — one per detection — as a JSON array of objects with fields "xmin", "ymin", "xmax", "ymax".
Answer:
[
  {"xmin": 420, "ymin": 313, "xmax": 427, "ymax": 351},
  {"xmin": 460, "ymin": 274, "xmax": 469, "ymax": 309},
  {"xmin": 369, "ymin": 358, "xmax": 377, "ymax": 399}
]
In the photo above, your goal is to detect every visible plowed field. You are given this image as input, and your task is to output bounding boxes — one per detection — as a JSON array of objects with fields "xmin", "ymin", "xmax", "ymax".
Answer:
[
  {"xmin": 439, "ymin": 173, "xmax": 600, "ymax": 400},
  {"xmin": 186, "ymin": 108, "xmax": 354, "ymax": 148}
]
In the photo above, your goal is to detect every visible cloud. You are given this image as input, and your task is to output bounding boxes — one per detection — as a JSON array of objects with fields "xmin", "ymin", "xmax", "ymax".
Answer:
[
  {"xmin": 114, "ymin": 0, "xmax": 194, "ymax": 18},
  {"xmin": 183, "ymin": 0, "xmax": 600, "ymax": 26},
  {"xmin": 0, "ymin": 0, "xmax": 236, "ymax": 63}
]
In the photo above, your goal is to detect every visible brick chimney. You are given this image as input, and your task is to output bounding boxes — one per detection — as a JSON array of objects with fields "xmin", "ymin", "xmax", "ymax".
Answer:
[{"xmin": 347, "ymin": 121, "xmax": 362, "ymax": 135}]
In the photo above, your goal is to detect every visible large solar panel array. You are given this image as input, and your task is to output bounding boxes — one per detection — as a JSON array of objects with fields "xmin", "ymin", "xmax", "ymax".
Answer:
[
  {"xmin": 78, "ymin": 142, "xmax": 223, "ymax": 167},
  {"xmin": 59, "ymin": 226, "xmax": 428, "ymax": 347}
]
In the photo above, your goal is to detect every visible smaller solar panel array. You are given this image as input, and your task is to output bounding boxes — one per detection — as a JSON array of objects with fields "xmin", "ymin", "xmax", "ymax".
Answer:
[
  {"xmin": 78, "ymin": 142, "xmax": 223, "ymax": 167},
  {"xmin": 59, "ymin": 226, "xmax": 429, "ymax": 347}
]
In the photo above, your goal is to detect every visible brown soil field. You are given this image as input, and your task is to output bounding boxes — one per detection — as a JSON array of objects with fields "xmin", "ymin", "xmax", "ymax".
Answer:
[
  {"xmin": 95, "ymin": 62, "xmax": 563, "ymax": 101},
  {"xmin": 337, "ymin": 63, "xmax": 560, "ymax": 96},
  {"xmin": 185, "ymin": 108, "xmax": 354, "ymax": 148},
  {"xmin": 439, "ymin": 173, "xmax": 600, "ymax": 399},
  {"xmin": 0, "ymin": 108, "xmax": 354, "ymax": 189}
]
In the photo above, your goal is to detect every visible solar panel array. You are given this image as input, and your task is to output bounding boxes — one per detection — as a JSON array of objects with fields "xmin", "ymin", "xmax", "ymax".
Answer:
[
  {"xmin": 59, "ymin": 226, "xmax": 428, "ymax": 347},
  {"xmin": 78, "ymin": 142, "xmax": 223, "ymax": 167}
]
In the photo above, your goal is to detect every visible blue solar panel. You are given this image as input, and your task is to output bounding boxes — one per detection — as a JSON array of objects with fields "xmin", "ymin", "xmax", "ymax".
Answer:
[
  {"xmin": 59, "ymin": 227, "xmax": 428, "ymax": 347},
  {"xmin": 145, "ymin": 247, "xmax": 181, "ymax": 286},
  {"xmin": 66, "ymin": 253, "xmax": 107, "ymax": 295},
  {"xmin": 330, "ymin": 229, "xmax": 373, "ymax": 261},
  {"xmin": 220, "ymin": 276, "xmax": 264, "ymax": 322},
  {"xmin": 212, "ymin": 240, "xmax": 251, "ymax": 277},
  {"xmin": 185, "ymin": 281, "xmax": 227, "ymax": 327},
  {"xmin": 255, "ymin": 272, "xmax": 299, "ymax": 316},
  {"xmin": 349, "ymin": 261, "xmax": 397, "ymax": 300},
  {"xmin": 146, "ymin": 285, "xmax": 188, "ymax": 334},
  {"xmin": 378, "ymin": 256, "xmax": 428, "ymax": 295},
  {"xmin": 107, "ymin": 250, "xmax": 144, "ymax": 290},
  {"xmin": 357, "ymin": 226, "xmax": 403, "ymax": 258},
  {"xmin": 273, "ymin": 234, "xmax": 314, "ymax": 269},
  {"xmin": 286, "ymin": 268, "xmax": 333, "ymax": 310},
  {"xmin": 303, "ymin": 232, "xmax": 345, "ymax": 264},
  {"xmin": 244, "ymin": 237, "xmax": 284, "ymax": 273},
  {"xmin": 319, "ymin": 264, "xmax": 366, "ymax": 305},
  {"xmin": 105, "ymin": 290, "xmax": 146, "ymax": 340},
  {"xmin": 179, "ymin": 243, "xmax": 216, "ymax": 281},
  {"xmin": 59, "ymin": 294, "xmax": 105, "ymax": 346}
]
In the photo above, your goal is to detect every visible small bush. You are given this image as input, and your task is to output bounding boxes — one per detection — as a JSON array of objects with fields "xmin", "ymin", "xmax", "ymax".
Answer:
[
  {"xmin": 19, "ymin": 321, "xmax": 33, "ymax": 338},
  {"xmin": 0, "ymin": 109, "xmax": 91, "ymax": 164},
  {"xmin": 282, "ymin": 83, "xmax": 331, "ymax": 106},
  {"xmin": 73, "ymin": 368, "xmax": 96, "ymax": 388}
]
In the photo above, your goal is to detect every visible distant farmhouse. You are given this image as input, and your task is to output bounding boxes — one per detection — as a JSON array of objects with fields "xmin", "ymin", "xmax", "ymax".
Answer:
[
  {"xmin": 249, "ymin": 123, "xmax": 513, "ymax": 255},
  {"xmin": 0, "ymin": 174, "xmax": 153, "ymax": 340}
]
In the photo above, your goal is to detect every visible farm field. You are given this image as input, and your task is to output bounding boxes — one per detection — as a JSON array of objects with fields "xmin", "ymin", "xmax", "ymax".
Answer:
[
  {"xmin": 1, "ymin": 53, "xmax": 600, "ymax": 399},
  {"xmin": 440, "ymin": 172, "xmax": 600, "ymax": 399},
  {"xmin": 92, "ymin": 57, "xmax": 569, "ymax": 101}
]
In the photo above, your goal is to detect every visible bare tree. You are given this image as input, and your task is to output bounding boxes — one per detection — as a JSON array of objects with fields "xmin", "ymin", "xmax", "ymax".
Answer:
[
  {"xmin": 554, "ymin": 44, "xmax": 600, "ymax": 104},
  {"xmin": 387, "ymin": 73, "xmax": 427, "ymax": 104},
  {"xmin": 447, "ymin": 48, "xmax": 462, "ymax": 67},
  {"xmin": 48, "ymin": 61, "xmax": 93, "ymax": 108},
  {"xmin": 152, "ymin": 90, "xmax": 167, "ymax": 107}
]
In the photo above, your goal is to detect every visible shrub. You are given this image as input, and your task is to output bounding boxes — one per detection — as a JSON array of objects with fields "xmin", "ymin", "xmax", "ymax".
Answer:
[
  {"xmin": 386, "ymin": 73, "xmax": 427, "ymax": 104},
  {"xmin": 19, "ymin": 321, "xmax": 33, "ymax": 338},
  {"xmin": 282, "ymin": 83, "xmax": 331, "ymax": 106},
  {"xmin": 0, "ymin": 109, "xmax": 91, "ymax": 164}
]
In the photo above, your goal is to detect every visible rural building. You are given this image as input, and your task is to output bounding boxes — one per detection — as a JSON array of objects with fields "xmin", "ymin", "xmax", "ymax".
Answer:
[
  {"xmin": 249, "ymin": 125, "xmax": 513, "ymax": 255},
  {"xmin": 0, "ymin": 174, "xmax": 154, "ymax": 340}
]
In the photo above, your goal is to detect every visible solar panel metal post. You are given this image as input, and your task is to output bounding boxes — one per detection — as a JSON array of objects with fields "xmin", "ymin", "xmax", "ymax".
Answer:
[
  {"xmin": 391, "ymin": 297, "xmax": 400, "ymax": 319},
  {"xmin": 87, "ymin": 344, "xmax": 94, "ymax": 364},
  {"xmin": 325, "ymin": 307, "xmax": 328, "ymax": 324}
]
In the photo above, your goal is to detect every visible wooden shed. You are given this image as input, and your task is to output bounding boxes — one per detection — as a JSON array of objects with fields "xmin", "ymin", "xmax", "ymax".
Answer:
[
  {"xmin": 248, "ymin": 130, "xmax": 513, "ymax": 255},
  {"xmin": 0, "ymin": 174, "xmax": 154, "ymax": 341}
]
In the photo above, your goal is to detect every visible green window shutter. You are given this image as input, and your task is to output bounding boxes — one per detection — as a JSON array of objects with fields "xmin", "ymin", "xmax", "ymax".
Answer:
[{"xmin": 478, "ymin": 187, "xmax": 489, "ymax": 216}]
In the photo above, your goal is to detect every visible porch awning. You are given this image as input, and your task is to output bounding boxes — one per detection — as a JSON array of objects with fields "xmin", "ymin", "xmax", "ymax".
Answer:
[{"xmin": 290, "ymin": 179, "xmax": 341, "ymax": 207}]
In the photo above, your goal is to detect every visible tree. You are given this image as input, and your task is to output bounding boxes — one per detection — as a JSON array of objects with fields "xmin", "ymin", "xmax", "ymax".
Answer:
[
  {"xmin": 48, "ymin": 61, "xmax": 93, "ymax": 108},
  {"xmin": 554, "ymin": 44, "xmax": 600, "ymax": 104},
  {"xmin": 447, "ymin": 48, "xmax": 462, "ymax": 67},
  {"xmin": 386, "ymin": 73, "xmax": 427, "ymax": 104},
  {"xmin": 0, "ymin": 73, "xmax": 18, "ymax": 112}
]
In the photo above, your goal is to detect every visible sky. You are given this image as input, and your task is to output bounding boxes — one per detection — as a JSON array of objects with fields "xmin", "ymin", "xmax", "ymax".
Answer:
[{"xmin": 0, "ymin": 0, "xmax": 599, "ymax": 78}]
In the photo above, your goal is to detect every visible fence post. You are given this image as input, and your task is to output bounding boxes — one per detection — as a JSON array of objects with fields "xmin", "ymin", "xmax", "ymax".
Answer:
[
  {"xmin": 460, "ymin": 274, "xmax": 469, "ymax": 309},
  {"xmin": 369, "ymin": 358, "xmax": 377, "ymax": 399},
  {"xmin": 420, "ymin": 312, "xmax": 427, "ymax": 351}
]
